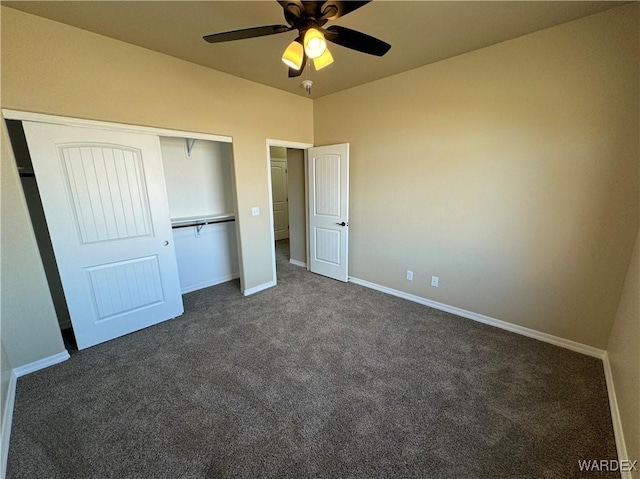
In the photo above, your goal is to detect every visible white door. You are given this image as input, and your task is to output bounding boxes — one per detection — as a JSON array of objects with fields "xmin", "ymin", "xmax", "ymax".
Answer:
[
  {"xmin": 23, "ymin": 121, "xmax": 184, "ymax": 350},
  {"xmin": 307, "ymin": 143, "xmax": 349, "ymax": 282},
  {"xmin": 270, "ymin": 159, "xmax": 289, "ymax": 241}
]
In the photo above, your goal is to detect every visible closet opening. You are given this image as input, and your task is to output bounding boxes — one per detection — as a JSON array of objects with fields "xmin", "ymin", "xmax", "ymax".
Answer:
[
  {"xmin": 7, "ymin": 117, "xmax": 240, "ymax": 351},
  {"xmin": 160, "ymin": 137, "xmax": 240, "ymax": 296}
]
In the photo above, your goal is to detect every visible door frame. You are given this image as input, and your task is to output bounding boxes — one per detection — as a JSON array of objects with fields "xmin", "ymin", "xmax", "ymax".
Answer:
[
  {"xmin": 265, "ymin": 139, "xmax": 313, "ymax": 285},
  {"xmin": 2, "ymin": 110, "xmax": 232, "ymax": 143}
]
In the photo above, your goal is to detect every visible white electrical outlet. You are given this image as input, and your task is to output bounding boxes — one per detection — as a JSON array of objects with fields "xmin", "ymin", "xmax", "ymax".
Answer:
[
  {"xmin": 406, "ymin": 270, "xmax": 414, "ymax": 281},
  {"xmin": 431, "ymin": 276, "xmax": 439, "ymax": 287},
  {"xmin": 251, "ymin": 207, "xmax": 260, "ymax": 216}
]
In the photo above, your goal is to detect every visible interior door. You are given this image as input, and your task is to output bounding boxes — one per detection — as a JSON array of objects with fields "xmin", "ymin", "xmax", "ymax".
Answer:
[
  {"xmin": 22, "ymin": 121, "xmax": 184, "ymax": 350},
  {"xmin": 307, "ymin": 143, "xmax": 349, "ymax": 282},
  {"xmin": 270, "ymin": 159, "xmax": 289, "ymax": 241}
]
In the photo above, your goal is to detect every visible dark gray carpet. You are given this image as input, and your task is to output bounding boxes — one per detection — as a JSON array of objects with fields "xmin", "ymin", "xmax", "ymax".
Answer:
[{"xmin": 7, "ymin": 240, "xmax": 618, "ymax": 478}]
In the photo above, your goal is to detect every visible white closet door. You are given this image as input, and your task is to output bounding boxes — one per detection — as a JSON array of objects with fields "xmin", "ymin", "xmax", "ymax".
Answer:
[{"xmin": 23, "ymin": 121, "xmax": 184, "ymax": 350}]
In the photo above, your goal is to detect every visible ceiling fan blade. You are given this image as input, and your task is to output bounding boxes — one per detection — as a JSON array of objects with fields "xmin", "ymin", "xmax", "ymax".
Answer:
[
  {"xmin": 288, "ymin": 53, "xmax": 307, "ymax": 78},
  {"xmin": 325, "ymin": 25, "xmax": 391, "ymax": 56},
  {"xmin": 320, "ymin": 1, "xmax": 371, "ymax": 21},
  {"xmin": 277, "ymin": 0, "xmax": 304, "ymax": 12},
  {"xmin": 278, "ymin": 0, "xmax": 305, "ymax": 25},
  {"xmin": 203, "ymin": 25, "xmax": 291, "ymax": 44}
]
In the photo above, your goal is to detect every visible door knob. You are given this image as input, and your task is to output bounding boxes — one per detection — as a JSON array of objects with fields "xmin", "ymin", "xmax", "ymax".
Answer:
[
  {"xmin": 164, "ymin": 240, "xmax": 170, "ymax": 246},
  {"xmin": 336, "ymin": 222, "xmax": 347, "ymax": 227}
]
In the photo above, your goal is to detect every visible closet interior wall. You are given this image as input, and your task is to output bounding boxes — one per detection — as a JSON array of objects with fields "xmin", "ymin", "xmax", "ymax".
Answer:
[{"xmin": 160, "ymin": 137, "xmax": 239, "ymax": 294}]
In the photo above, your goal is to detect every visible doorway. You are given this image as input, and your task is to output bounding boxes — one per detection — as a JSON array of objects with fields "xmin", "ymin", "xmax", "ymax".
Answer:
[
  {"xmin": 267, "ymin": 141, "xmax": 351, "ymax": 285},
  {"xmin": 269, "ymin": 145, "xmax": 306, "ymax": 272},
  {"xmin": 267, "ymin": 141, "xmax": 312, "ymax": 284}
]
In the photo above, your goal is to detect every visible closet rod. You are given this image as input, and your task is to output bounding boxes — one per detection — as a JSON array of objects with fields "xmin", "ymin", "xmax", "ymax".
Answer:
[{"xmin": 171, "ymin": 218, "xmax": 235, "ymax": 230}]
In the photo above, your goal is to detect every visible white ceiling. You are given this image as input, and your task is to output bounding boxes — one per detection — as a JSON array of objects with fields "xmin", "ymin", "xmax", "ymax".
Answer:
[{"xmin": 3, "ymin": 1, "xmax": 624, "ymax": 98}]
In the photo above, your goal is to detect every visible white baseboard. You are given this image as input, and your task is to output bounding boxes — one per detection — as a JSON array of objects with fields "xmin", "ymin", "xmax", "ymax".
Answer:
[
  {"xmin": 289, "ymin": 259, "xmax": 307, "ymax": 268},
  {"xmin": 1, "ymin": 351, "xmax": 70, "ymax": 478},
  {"xmin": 12, "ymin": 351, "xmax": 70, "ymax": 378},
  {"xmin": 181, "ymin": 273, "xmax": 240, "ymax": 294},
  {"xmin": 602, "ymin": 353, "xmax": 631, "ymax": 478},
  {"xmin": 348, "ymin": 277, "xmax": 606, "ymax": 359},
  {"xmin": 1, "ymin": 371, "xmax": 17, "ymax": 479},
  {"xmin": 243, "ymin": 280, "xmax": 276, "ymax": 296}
]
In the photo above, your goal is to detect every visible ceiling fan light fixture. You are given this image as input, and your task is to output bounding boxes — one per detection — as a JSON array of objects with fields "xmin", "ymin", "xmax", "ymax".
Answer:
[
  {"xmin": 204, "ymin": 1, "xmax": 390, "ymax": 80},
  {"xmin": 281, "ymin": 40, "xmax": 304, "ymax": 70},
  {"xmin": 304, "ymin": 28, "xmax": 326, "ymax": 59},
  {"xmin": 313, "ymin": 48, "xmax": 334, "ymax": 70}
]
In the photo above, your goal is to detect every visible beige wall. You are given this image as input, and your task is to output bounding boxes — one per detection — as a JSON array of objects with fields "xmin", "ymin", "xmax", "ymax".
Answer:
[
  {"xmin": 314, "ymin": 4, "xmax": 639, "ymax": 349},
  {"xmin": 608, "ymin": 225, "xmax": 639, "ymax": 469},
  {"xmin": 1, "ymin": 6, "xmax": 313, "ymax": 294},
  {"xmin": 0, "ymin": 3, "xmax": 637, "ymax": 357},
  {"xmin": 1, "ymin": 121, "xmax": 66, "ymax": 368},
  {"xmin": 20, "ymin": 177, "xmax": 72, "ymax": 330},
  {"xmin": 287, "ymin": 148, "xmax": 307, "ymax": 265}
]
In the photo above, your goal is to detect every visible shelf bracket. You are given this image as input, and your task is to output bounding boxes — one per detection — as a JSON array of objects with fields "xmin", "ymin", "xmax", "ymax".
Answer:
[{"xmin": 185, "ymin": 138, "xmax": 196, "ymax": 158}]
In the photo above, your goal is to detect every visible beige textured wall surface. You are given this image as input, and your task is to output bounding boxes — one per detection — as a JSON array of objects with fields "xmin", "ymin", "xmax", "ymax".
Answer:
[
  {"xmin": 608, "ymin": 226, "xmax": 639, "ymax": 469},
  {"xmin": 287, "ymin": 148, "xmax": 307, "ymax": 265},
  {"xmin": 1, "ymin": 6, "xmax": 313, "ymax": 294},
  {"xmin": 1, "ymin": 121, "xmax": 66, "ymax": 368},
  {"xmin": 20, "ymin": 178, "xmax": 72, "ymax": 330},
  {"xmin": 314, "ymin": 4, "xmax": 639, "ymax": 349}
]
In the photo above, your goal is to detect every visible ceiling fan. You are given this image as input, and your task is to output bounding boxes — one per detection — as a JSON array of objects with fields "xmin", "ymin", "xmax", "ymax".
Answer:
[{"xmin": 203, "ymin": 0, "xmax": 391, "ymax": 78}]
